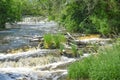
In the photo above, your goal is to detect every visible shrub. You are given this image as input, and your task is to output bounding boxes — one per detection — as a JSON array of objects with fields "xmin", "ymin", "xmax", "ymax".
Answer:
[
  {"xmin": 0, "ymin": 0, "xmax": 22, "ymax": 28},
  {"xmin": 53, "ymin": 34, "xmax": 66, "ymax": 48},
  {"xmin": 43, "ymin": 34, "xmax": 53, "ymax": 49},
  {"xmin": 89, "ymin": 44, "xmax": 120, "ymax": 80},
  {"xmin": 68, "ymin": 43, "xmax": 120, "ymax": 80},
  {"xmin": 59, "ymin": 43, "xmax": 65, "ymax": 53},
  {"xmin": 59, "ymin": 0, "xmax": 120, "ymax": 35},
  {"xmin": 43, "ymin": 33, "xmax": 66, "ymax": 49},
  {"xmin": 71, "ymin": 44, "xmax": 78, "ymax": 57},
  {"xmin": 68, "ymin": 57, "xmax": 92, "ymax": 80}
]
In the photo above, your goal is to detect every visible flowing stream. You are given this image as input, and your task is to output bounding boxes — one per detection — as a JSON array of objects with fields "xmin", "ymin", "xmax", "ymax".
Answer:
[
  {"xmin": 0, "ymin": 17, "xmax": 112, "ymax": 80},
  {"xmin": 0, "ymin": 17, "xmax": 61, "ymax": 53},
  {"xmin": 0, "ymin": 17, "xmax": 70, "ymax": 80}
]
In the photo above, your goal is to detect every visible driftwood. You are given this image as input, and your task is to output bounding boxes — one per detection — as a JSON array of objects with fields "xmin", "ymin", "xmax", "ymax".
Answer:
[
  {"xmin": 66, "ymin": 32, "xmax": 76, "ymax": 40},
  {"xmin": 23, "ymin": 35, "xmax": 43, "ymax": 42},
  {"xmin": 0, "ymin": 49, "xmax": 58, "ymax": 62},
  {"xmin": 66, "ymin": 34, "xmax": 111, "ymax": 47},
  {"xmin": 65, "ymin": 32, "xmax": 87, "ymax": 48},
  {"xmin": 30, "ymin": 36, "xmax": 43, "ymax": 42}
]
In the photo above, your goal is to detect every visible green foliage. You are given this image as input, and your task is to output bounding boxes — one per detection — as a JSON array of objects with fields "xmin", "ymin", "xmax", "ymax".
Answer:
[
  {"xmin": 20, "ymin": 0, "xmax": 66, "ymax": 17},
  {"xmin": 0, "ymin": 0, "xmax": 22, "ymax": 29},
  {"xmin": 53, "ymin": 34, "xmax": 66, "ymax": 48},
  {"xmin": 43, "ymin": 34, "xmax": 53, "ymax": 49},
  {"xmin": 89, "ymin": 0, "xmax": 120, "ymax": 35},
  {"xmin": 71, "ymin": 44, "xmax": 78, "ymax": 57},
  {"xmin": 78, "ymin": 49, "xmax": 84, "ymax": 56},
  {"xmin": 1, "ymin": 0, "xmax": 119, "ymax": 35},
  {"xmin": 89, "ymin": 15, "xmax": 110, "ymax": 35},
  {"xmin": 59, "ymin": 0, "xmax": 98, "ymax": 33},
  {"xmin": 59, "ymin": 43, "xmax": 65, "ymax": 53},
  {"xmin": 68, "ymin": 43, "xmax": 120, "ymax": 80},
  {"xmin": 21, "ymin": 0, "xmax": 43, "ymax": 16},
  {"xmin": 68, "ymin": 57, "xmax": 92, "ymax": 80},
  {"xmin": 89, "ymin": 44, "xmax": 120, "ymax": 80},
  {"xmin": 9, "ymin": 0, "xmax": 118, "ymax": 35},
  {"xmin": 60, "ymin": 0, "xmax": 87, "ymax": 32},
  {"xmin": 43, "ymin": 33, "xmax": 66, "ymax": 49},
  {"xmin": 58, "ymin": 0, "xmax": 120, "ymax": 35}
]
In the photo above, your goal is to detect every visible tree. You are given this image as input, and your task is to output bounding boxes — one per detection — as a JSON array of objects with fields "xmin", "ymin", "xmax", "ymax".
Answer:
[
  {"xmin": 0, "ymin": 0, "xmax": 21, "ymax": 29},
  {"xmin": 89, "ymin": 0, "xmax": 120, "ymax": 35},
  {"xmin": 58, "ymin": 0, "xmax": 120, "ymax": 35}
]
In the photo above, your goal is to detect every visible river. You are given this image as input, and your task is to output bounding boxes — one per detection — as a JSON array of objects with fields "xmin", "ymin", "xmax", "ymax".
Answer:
[
  {"xmin": 0, "ymin": 17, "xmax": 113, "ymax": 80},
  {"xmin": 0, "ymin": 17, "xmax": 61, "ymax": 53}
]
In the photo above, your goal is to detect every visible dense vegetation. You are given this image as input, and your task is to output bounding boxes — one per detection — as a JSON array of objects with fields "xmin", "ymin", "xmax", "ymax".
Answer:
[
  {"xmin": 31, "ymin": 0, "xmax": 120, "ymax": 36},
  {"xmin": 0, "ymin": 0, "xmax": 120, "ymax": 35},
  {"xmin": 57, "ymin": 0, "xmax": 120, "ymax": 35},
  {"xmin": 68, "ymin": 42, "xmax": 120, "ymax": 80},
  {"xmin": 43, "ymin": 33, "xmax": 66, "ymax": 49},
  {"xmin": 0, "ymin": 0, "xmax": 21, "ymax": 29}
]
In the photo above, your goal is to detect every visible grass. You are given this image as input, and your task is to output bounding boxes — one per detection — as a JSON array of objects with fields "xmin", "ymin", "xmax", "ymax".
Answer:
[
  {"xmin": 68, "ymin": 58, "xmax": 91, "ymax": 80},
  {"xmin": 43, "ymin": 33, "xmax": 66, "ymax": 49},
  {"xmin": 43, "ymin": 34, "xmax": 54, "ymax": 49},
  {"xmin": 53, "ymin": 33, "xmax": 66, "ymax": 48},
  {"xmin": 68, "ymin": 42, "xmax": 120, "ymax": 80},
  {"xmin": 71, "ymin": 43, "xmax": 78, "ymax": 57},
  {"xmin": 60, "ymin": 43, "xmax": 65, "ymax": 53},
  {"xmin": 89, "ymin": 44, "xmax": 120, "ymax": 80}
]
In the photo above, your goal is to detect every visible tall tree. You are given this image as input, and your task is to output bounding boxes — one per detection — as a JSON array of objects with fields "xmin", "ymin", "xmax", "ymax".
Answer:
[{"xmin": 0, "ymin": 0, "xmax": 21, "ymax": 29}]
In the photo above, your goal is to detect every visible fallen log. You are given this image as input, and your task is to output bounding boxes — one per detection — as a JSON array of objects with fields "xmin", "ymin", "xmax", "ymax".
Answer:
[
  {"xmin": 66, "ymin": 32, "xmax": 76, "ymax": 40},
  {"xmin": 29, "ymin": 37, "xmax": 43, "ymax": 42}
]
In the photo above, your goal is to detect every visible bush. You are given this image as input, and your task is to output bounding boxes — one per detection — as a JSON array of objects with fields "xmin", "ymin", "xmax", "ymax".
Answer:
[
  {"xmin": 0, "ymin": 0, "xmax": 22, "ymax": 28},
  {"xmin": 53, "ymin": 34, "xmax": 66, "ymax": 48},
  {"xmin": 59, "ymin": 0, "xmax": 120, "ymax": 35},
  {"xmin": 68, "ymin": 57, "xmax": 92, "ymax": 80},
  {"xmin": 60, "ymin": 0, "xmax": 89, "ymax": 33},
  {"xmin": 89, "ymin": 44, "xmax": 120, "ymax": 80},
  {"xmin": 71, "ymin": 44, "xmax": 78, "ymax": 57},
  {"xmin": 43, "ymin": 34, "xmax": 53, "ymax": 49},
  {"xmin": 43, "ymin": 33, "xmax": 66, "ymax": 49},
  {"xmin": 68, "ymin": 43, "xmax": 120, "ymax": 80}
]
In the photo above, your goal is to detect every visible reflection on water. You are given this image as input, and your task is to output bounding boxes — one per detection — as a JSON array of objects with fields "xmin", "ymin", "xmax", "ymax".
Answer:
[{"xmin": 0, "ymin": 21, "xmax": 59, "ymax": 53}]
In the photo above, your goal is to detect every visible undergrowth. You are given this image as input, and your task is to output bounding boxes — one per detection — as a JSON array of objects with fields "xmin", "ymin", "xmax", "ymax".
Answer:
[
  {"xmin": 43, "ymin": 33, "xmax": 66, "ymax": 49},
  {"xmin": 68, "ymin": 42, "xmax": 120, "ymax": 80}
]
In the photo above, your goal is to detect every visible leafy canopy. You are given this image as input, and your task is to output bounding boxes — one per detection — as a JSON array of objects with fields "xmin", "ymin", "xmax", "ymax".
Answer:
[{"xmin": 0, "ymin": 0, "xmax": 22, "ymax": 29}]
